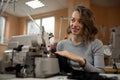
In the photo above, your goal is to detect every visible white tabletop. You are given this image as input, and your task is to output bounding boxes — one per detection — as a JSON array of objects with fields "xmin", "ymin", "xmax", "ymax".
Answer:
[
  {"xmin": 0, "ymin": 74, "xmax": 67, "ymax": 80},
  {"xmin": 0, "ymin": 74, "xmax": 120, "ymax": 80}
]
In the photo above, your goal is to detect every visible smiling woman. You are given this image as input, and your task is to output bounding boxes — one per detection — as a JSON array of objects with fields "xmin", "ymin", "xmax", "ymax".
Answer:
[{"xmin": 56, "ymin": 5, "xmax": 105, "ymax": 73}]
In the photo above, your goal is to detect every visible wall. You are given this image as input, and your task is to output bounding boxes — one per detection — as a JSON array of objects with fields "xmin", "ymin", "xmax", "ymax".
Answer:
[
  {"xmin": 68, "ymin": 0, "xmax": 90, "ymax": 18},
  {"xmin": 91, "ymin": 4, "xmax": 120, "ymax": 44},
  {"xmin": 3, "ymin": 12, "xmax": 20, "ymax": 42},
  {"xmin": 0, "ymin": 13, "xmax": 20, "ymax": 59},
  {"xmin": 0, "ymin": 45, "xmax": 7, "ymax": 60},
  {"xmin": 108, "ymin": 5, "xmax": 120, "ymax": 27}
]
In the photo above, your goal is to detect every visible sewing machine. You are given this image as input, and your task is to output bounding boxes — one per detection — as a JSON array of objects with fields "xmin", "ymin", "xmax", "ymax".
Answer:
[{"xmin": 0, "ymin": 32, "xmax": 60, "ymax": 78}]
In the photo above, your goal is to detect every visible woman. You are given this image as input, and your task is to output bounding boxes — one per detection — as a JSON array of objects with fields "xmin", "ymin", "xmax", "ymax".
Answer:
[{"xmin": 55, "ymin": 5, "xmax": 105, "ymax": 73}]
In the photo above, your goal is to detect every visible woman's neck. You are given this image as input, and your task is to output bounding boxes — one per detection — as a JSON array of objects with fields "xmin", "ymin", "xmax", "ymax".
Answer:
[{"xmin": 71, "ymin": 35, "xmax": 83, "ymax": 44}]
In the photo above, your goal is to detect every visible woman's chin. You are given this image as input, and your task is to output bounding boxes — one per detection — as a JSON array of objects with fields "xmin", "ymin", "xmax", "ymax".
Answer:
[{"xmin": 72, "ymin": 33, "xmax": 79, "ymax": 35}]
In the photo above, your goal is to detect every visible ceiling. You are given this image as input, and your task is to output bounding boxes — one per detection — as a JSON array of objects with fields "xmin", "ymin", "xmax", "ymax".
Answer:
[
  {"xmin": 2, "ymin": 0, "xmax": 68, "ymax": 17},
  {"xmin": 1, "ymin": 0, "xmax": 120, "ymax": 17}
]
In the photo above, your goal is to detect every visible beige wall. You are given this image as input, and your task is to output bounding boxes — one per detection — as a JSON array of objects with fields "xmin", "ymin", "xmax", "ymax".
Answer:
[
  {"xmin": 68, "ymin": 0, "xmax": 90, "ymax": 18},
  {"xmin": 91, "ymin": 4, "xmax": 120, "ymax": 44},
  {"xmin": 0, "ymin": 45, "xmax": 7, "ymax": 60},
  {"xmin": 4, "ymin": 12, "xmax": 20, "ymax": 41},
  {"xmin": 0, "ymin": 13, "xmax": 20, "ymax": 59}
]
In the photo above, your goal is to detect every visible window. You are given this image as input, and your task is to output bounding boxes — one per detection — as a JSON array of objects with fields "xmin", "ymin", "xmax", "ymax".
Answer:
[
  {"xmin": 27, "ymin": 16, "xmax": 55, "ymax": 35},
  {"xmin": 27, "ymin": 19, "xmax": 41, "ymax": 35},
  {"xmin": 42, "ymin": 17, "xmax": 55, "ymax": 35},
  {"xmin": 0, "ymin": 16, "xmax": 6, "ymax": 44}
]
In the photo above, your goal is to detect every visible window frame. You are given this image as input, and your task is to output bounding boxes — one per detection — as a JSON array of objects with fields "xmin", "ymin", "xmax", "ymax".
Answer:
[
  {"xmin": 0, "ymin": 16, "xmax": 6, "ymax": 44},
  {"xmin": 27, "ymin": 16, "xmax": 55, "ymax": 35}
]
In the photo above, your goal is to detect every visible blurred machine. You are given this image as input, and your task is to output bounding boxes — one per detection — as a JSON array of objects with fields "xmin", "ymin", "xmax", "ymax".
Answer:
[
  {"xmin": 0, "ymin": 32, "xmax": 60, "ymax": 78},
  {"xmin": 110, "ymin": 26, "xmax": 120, "ymax": 62},
  {"xmin": 103, "ymin": 26, "xmax": 120, "ymax": 74}
]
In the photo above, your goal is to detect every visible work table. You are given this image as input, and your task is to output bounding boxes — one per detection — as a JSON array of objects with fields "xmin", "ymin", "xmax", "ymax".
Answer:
[{"xmin": 0, "ymin": 73, "xmax": 120, "ymax": 80}]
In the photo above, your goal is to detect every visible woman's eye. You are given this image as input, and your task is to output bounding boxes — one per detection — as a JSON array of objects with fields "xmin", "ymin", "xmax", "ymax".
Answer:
[
  {"xmin": 71, "ymin": 18, "xmax": 75, "ymax": 22},
  {"xmin": 71, "ymin": 18, "xmax": 82, "ymax": 24},
  {"xmin": 78, "ymin": 19, "xmax": 82, "ymax": 23}
]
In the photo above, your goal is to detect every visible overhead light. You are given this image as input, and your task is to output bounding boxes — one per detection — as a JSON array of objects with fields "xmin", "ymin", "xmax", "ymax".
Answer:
[{"xmin": 25, "ymin": 0, "xmax": 45, "ymax": 9}]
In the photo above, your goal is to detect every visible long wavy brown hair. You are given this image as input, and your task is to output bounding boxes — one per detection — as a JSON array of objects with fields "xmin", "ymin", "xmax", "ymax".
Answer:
[{"xmin": 68, "ymin": 5, "xmax": 98, "ymax": 43}]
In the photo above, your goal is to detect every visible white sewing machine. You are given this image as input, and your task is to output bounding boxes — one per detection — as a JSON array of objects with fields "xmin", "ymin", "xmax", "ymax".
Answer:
[{"xmin": 0, "ymin": 33, "xmax": 60, "ymax": 78}]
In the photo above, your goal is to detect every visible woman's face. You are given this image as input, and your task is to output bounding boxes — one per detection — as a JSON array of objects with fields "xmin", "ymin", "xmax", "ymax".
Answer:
[{"xmin": 70, "ymin": 11, "xmax": 83, "ymax": 36}]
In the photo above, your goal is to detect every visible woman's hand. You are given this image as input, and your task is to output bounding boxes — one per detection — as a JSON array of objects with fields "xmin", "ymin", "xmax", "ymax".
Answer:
[{"xmin": 55, "ymin": 51, "xmax": 86, "ymax": 66}]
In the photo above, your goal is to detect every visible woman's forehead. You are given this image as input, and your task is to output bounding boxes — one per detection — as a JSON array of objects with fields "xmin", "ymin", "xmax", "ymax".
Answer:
[{"xmin": 72, "ymin": 11, "xmax": 81, "ymax": 19}]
